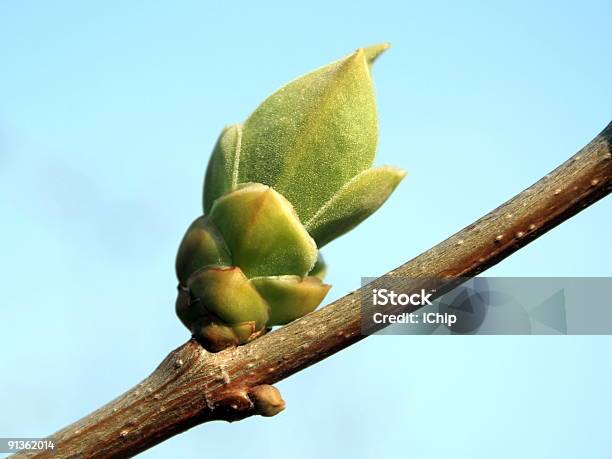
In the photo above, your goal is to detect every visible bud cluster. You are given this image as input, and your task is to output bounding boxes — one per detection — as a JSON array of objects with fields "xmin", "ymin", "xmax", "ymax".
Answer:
[{"xmin": 176, "ymin": 44, "xmax": 405, "ymax": 351}]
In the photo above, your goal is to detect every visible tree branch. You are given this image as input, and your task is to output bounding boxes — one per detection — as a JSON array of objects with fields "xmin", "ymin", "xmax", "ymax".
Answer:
[{"xmin": 14, "ymin": 123, "xmax": 612, "ymax": 459}]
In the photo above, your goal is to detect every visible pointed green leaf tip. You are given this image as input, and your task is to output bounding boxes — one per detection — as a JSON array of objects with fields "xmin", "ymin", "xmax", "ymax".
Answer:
[
  {"xmin": 305, "ymin": 166, "xmax": 406, "ymax": 247},
  {"xmin": 227, "ymin": 44, "xmax": 388, "ymax": 222},
  {"xmin": 363, "ymin": 42, "xmax": 390, "ymax": 67},
  {"xmin": 200, "ymin": 43, "xmax": 404, "ymax": 251}
]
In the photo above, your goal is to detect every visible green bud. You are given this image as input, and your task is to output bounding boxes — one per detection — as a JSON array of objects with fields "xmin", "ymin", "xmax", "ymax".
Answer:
[
  {"xmin": 176, "ymin": 44, "xmax": 405, "ymax": 351},
  {"xmin": 187, "ymin": 266, "xmax": 269, "ymax": 329},
  {"xmin": 305, "ymin": 166, "xmax": 406, "ymax": 247},
  {"xmin": 175, "ymin": 284, "xmax": 198, "ymax": 329},
  {"xmin": 209, "ymin": 183, "xmax": 317, "ymax": 278},
  {"xmin": 190, "ymin": 316, "xmax": 247, "ymax": 352},
  {"xmin": 251, "ymin": 275, "xmax": 331, "ymax": 326},
  {"xmin": 203, "ymin": 124, "xmax": 241, "ymax": 214},
  {"xmin": 175, "ymin": 216, "xmax": 231, "ymax": 285}
]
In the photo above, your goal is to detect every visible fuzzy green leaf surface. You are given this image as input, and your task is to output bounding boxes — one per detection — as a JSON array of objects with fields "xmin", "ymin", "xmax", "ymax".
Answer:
[
  {"xmin": 237, "ymin": 48, "xmax": 380, "ymax": 222},
  {"xmin": 208, "ymin": 183, "xmax": 317, "ymax": 278},
  {"xmin": 187, "ymin": 266, "xmax": 269, "ymax": 328},
  {"xmin": 305, "ymin": 166, "xmax": 406, "ymax": 247},
  {"xmin": 251, "ymin": 275, "xmax": 331, "ymax": 326},
  {"xmin": 175, "ymin": 216, "xmax": 232, "ymax": 285},
  {"xmin": 203, "ymin": 124, "xmax": 241, "ymax": 214}
]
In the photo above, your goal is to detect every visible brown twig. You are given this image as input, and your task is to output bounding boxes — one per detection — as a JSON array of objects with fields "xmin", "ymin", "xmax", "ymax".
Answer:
[{"xmin": 14, "ymin": 122, "xmax": 612, "ymax": 459}]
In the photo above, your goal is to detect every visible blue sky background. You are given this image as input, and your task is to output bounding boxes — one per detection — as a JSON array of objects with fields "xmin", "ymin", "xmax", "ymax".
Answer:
[{"xmin": 1, "ymin": 1, "xmax": 611, "ymax": 458}]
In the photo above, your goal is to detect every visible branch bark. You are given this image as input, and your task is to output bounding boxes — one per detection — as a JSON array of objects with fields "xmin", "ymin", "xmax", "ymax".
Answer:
[{"xmin": 15, "ymin": 122, "xmax": 612, "ymax": 459}]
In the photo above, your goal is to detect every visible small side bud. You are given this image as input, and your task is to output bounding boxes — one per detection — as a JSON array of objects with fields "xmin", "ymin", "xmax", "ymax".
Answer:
[
  {"xmin": 175, "ymin": 216, "xmax": 231, "ymax": 285},
  {"xmin": 251, "ymin": 275, "xmax": 331, "ymax": 326},
  {"xmin": 249, "ymin": 385, "xmax": 285, "ymax": 417},
  {"xmin": 190, "ymin": 316, "xmax": 241, "ymax": 352}
]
